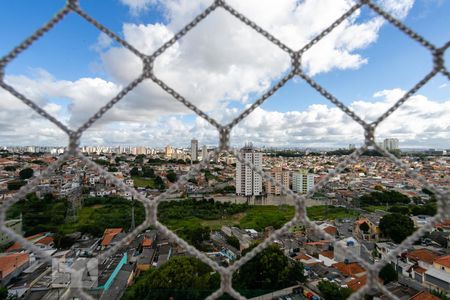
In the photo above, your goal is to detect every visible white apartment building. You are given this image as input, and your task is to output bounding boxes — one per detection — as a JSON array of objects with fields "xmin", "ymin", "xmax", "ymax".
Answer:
[
  {"xmin": 191, "ymin": 139, "xmax": 198, "ymax": 161},
  {"xmin": 292, "ymin": 169, "xmax": 314, "ymax": 193},
  {"xmin": 236, "ymin": 146, "xmax": 262, "ymax": 196},
  {"xmin": 383, "ymin": 138, "xmax": 399, "ymax": 151}
]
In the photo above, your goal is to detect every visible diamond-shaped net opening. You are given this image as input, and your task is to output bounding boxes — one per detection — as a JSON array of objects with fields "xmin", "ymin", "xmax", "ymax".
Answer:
[{"xmin": 0, "ymin": 0, "xmax": 448, "ymax": 299}]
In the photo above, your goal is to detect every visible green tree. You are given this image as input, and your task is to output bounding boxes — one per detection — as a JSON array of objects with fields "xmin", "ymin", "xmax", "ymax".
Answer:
[
  {"xmin": 142, "ymin": 166, "xmax": 155, "ymax": 178},
  {"xmin": 379, "ymin": 213, "xmax": 415, "ymax": 243},
  {"xmin": 0, "ymin": 285, "xmax": 7, "ymax": 300},
  {"xmin": 4, "ymin": 165, "xmax": 16, "ymax": 172},
  {"xmin": 108, "ymin": 166, "xmax": 118, "ymax": 172},
  {"xmin": 359, "ymin": 222, "xmax": 370, "ymax": 233},
  {"xmin": 167, "ymin": 170, "xmax": 177, "ymax": 183},
  {"xmin": 233, "ymin": 244, "xmax": 305, "ymax": 296},
  {"xmin": 379, "ymin": 263, "xmax": 398, "ymax": 284},
  {"xmin": 318, "ymin": 280, "xmax": 352, "ymax": 300},
  {"xmin": 19, "ymin": 168, "xmax": 34, "ymax": 180},
  {"xmin": 130, "ymin": 167, "xmax": 141, "ymax": 177},
  {"xmin": 180, "ymin": 225, "xmax": 211, "ymax": 251},
  {"xmin": 154, "ymin": 176, "xmax": 165, "ymax": 190},
  {"xmin": 226, "ymin": 235, "xmax": 240, "ymax": 249},
  {"xmin": 123, "ymin": 256, "xmax": 219, "ymax": 300},
  {"xmin": 7, "ymin": 180, "xmax": 26, "ymax": 191}
]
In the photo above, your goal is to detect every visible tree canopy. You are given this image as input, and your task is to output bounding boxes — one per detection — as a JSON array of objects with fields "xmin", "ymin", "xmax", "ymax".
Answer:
[
  {"xmin": 379, "ymin": 213, "xmax": 415, "ymax": 243},
  {"xmin": 318, "ymin": 280, "xmax": 353, "ymax": 300},
  {"xmin": 19, "ymin": 167, "xmax": 34, "ymax": 180},
  {"xmin": 233, "ymin": 244, "xmax": 305, "ymax": 297},
  {"xmin": 122, "ymin": 256, "xmax": 219, "ymax": 300},
  {"xmin": 379, "ymin": 263, "xmax": 398, "ymax": 284}
]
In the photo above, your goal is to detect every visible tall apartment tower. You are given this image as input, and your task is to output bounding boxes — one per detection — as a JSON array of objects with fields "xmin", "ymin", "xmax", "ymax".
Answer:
[
  {"xmin": 265, "ymin": 167, "xmax": 290, "ymax": 195},
  {"xmin": 292, "ymin": 169, "xmax": 315, "ymax": 194},
  {"xmin": 236, "ymin": 145, "xmax": 262, "ymax": 196},
  {"xmin": 191, "ymin": 139, "xmax": 198, "ymax": 161},
  {"xmin": 202, "ymin": 145, "xmax": 208, "ymax": 160},
  {"xmin": 383, "ymin": 138, "xmax": 399, "ymax": 151}
]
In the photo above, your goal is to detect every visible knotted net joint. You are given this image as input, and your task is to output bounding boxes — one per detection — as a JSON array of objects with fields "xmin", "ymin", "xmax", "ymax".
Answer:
[
  {"xmin": 142, "ymin": 56, "xmax": 154, "ymax": 78},
  {"xmin": 432, "ymin": 47, "xmax": 446, "ymax": 70},
  {"xmin": 291, "ymin": 51, "xmax": 302, "ymax": 74},
  {"xmin": 215, "ymin": 0, "xmax": 225, "ymax": 6},
  {"xmin": 67, "ymin": 0, "xmax": 79, "ymax": 10},
  {"xmin": 219, "ymin": 126, "xmax": 230, "ymax": 151},
  {"xmin": 364, "ymin": 123, "xmax": 376, "ymax": 144},
  {"xmin": 68, "ymin": 132, "xmax": 81, "ymax": 155}
]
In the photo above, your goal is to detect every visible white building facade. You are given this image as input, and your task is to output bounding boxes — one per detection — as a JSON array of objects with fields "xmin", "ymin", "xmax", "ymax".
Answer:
[
  {"xmin": 292, "ymin": 169, "xmax": 315, "ymax": 193},
  {"xmin": 236, "ymin": 146, "xmax": 262, "ymax": 196}
]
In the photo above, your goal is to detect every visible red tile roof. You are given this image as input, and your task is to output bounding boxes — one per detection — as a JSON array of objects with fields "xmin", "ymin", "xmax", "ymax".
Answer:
[
  {"xmin": 347, "ymin": 275, "xmax": 367, "ymax": 291},
  {"xmin": 323, "ymin": 226, "xmax": 337, "ymax": 235},
  {"xmin": 142, "ymin": 238, "xmax": 152, "ymax": 248},
  {"xmin": 6, "ymin": 233, "xmax": 46, "ymax": 252},
  {"xmin": 434, "ymin": 254, "xmax": 450, "ymax": 269},
  {"xmin": 332, "ymin": 262, "xmax": 366, "ymax": 277},
  {"xmin": 320, "ymin": 250, "xmax": 334, "ymax": 259},
  {"xmin": 0, "ymin": 253, "xmax": 29, "ymax": 279},
  {"xmin": 407, "ymin": 248, "xmax": 439, "ymax": 265},
  {"xmin": 412, "ymin": 266, "xmax": 427, "ymax": 274},
  {"xmin": 101, "ymin": 228, "xmax": 123, "ymax": 246},
  {"xmin": 409, "ymin": 291, "xmax": 440, "ymax": 300}
]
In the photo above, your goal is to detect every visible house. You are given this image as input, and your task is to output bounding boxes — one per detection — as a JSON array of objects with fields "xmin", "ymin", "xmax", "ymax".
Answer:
[
  {"xmin": 0, "ymin": 253, "xmax": 30, "ymax": 285},
  {"xmin": 334, "ymin": 237, "xmax": 361, "ymax": 263},
  {"xmin": 101, "ymin": 228, "xmax": 124, "ymax": 249},
  {"xmin": 424, "ymin": 267, "xmax": 450, "ymax": 294},
  {"xmin": 433, "ymin": 255, "xmax": 450, "ymax": 273},
  {"xmin": 408, "ymin": 291, "xmax": 440, "ymax": 300},
  {"xmin": 332, "ymin": 261, "xmax": 366, "ymax": 278},
  {"xmin": 137, "ymin": 248, "xmax": 155, "ymax": 272},
  {"xmin": 6, "ymin": 232, "xmax": 54, "ymax": 252},
  {"xmin": 353, "ymin": 214, "xmax": 384, "ymax": 241},
  {"xmin": 319, "ymin": 250, "xmax": 336, "ymax": 267}
]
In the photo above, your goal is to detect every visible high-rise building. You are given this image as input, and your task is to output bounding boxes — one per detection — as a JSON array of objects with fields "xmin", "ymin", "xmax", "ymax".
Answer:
[
  {"xmin": 292, "ymin": 169, "xmax": 315, "ymax": 194},
  {"xmin": 265, "ymin": 167, "xmax": 290, "ymax": 195},
  {"xmin": 202, "ymin": 145, "xmax": 208, "ymax": 161},
  {"xmin": 383, "ymin": 138, "xmax": 399, "ymax": 151},
  {"xmin": 191, "ymin": 139, "xmax": 198, "ymax": 161},
  {"xmin": 236, "ymin": 145, "xmax": 262, "ymax": 196},
  {"xmin": 165, "ymin": 145, "xmax": 174, "ymax": 158}
]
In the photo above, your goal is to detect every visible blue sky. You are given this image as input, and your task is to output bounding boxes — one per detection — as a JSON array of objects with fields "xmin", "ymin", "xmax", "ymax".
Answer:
[{"xmin": 0, "ymin": 0, "xmax": 449, "ymax": 148}]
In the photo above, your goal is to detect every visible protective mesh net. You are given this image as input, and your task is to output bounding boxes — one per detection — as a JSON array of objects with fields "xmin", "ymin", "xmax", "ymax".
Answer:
[{"xmin": 0, "ymin": 0, "xmax": 449, "ymax": 299}]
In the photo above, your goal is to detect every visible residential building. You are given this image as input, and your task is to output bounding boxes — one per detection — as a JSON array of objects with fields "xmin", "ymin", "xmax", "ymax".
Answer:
[
  {"xmin": 292, "ymin": 169, "xmax": 314, "ymax": 193},
  {"xmin": 236, "ymin": 145, "xmax": 262, "ymax": 196},
  {"xmin": 164, "ymin": 145, "xmax": 174, "ymax": 158},
  {"xmin": 0, "ymin": 218, "xmax": 22, "ymax": 246},
  {"xmin": 191, "ymin": 139, "xmax": 198, "ymax": 161},
  {"xmin": 202, "ymin": 145, "xmax": 208, "ymax": 160},
  {"xmin": 383, "ymin": 138, "xmax": 399, "ymax": 151},
  {"xmin": 334, "ymin": 237, "xmax": 361, "ymax": 263},
  {"xmin": 264, "ymin": 167, "xmax": 289, "ymax": 195},
  {"xmin": 0, "ymin": 253, "xmax": 30, "ymax": 285}
]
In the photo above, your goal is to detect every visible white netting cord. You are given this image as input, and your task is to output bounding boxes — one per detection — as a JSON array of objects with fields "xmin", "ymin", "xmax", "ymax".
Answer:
[{"xmin": 0, "ymin": 0, "xmax": 448, "ymax": 299}]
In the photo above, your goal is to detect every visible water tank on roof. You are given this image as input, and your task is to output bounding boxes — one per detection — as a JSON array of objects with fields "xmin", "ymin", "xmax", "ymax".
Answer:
[{"xmin": 347, "ymin": 240, "xmax": 355, "ymax": 247}]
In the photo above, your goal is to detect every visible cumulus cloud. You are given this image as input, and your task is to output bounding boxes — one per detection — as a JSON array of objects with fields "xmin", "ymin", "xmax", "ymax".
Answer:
[
  {"xmin": 5, "ymin": 0, "xmax": 446, "ymax": 149},
  {"xmin": 119, "ymin": 0, "xmax": 155, "ymax": 15}
]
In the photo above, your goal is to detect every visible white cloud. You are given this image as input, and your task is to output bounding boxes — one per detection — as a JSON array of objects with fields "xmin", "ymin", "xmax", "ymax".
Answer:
[
  {"xmin": 5, "ymin": 0, "xmax": 441, "ymax": 148},
  {"xmin": 119, "ymin": 0, "xmax": 155, "ymax": 15}
]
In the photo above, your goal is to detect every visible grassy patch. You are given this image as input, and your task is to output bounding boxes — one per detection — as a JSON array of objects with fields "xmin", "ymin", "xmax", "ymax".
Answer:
[
  {"xmin": 132, "ymin": 176, "xmax": 157, "ymax": 188},
  {"xmin": 362, "ymin": 205, "xmax": 388, "ymax": 213},
  {"xmin": 307, "ymin": 205, "xmax": 360, "ymax": 221},
  {"xmin": 239, "ymin": 206, "xmax": 295, "ymax": 231}
]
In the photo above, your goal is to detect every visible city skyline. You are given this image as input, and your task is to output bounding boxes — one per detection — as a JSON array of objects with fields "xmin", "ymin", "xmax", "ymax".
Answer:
[{"xmin": 0, "ymin": 0, "xmax": 449, "ymax": 148}]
